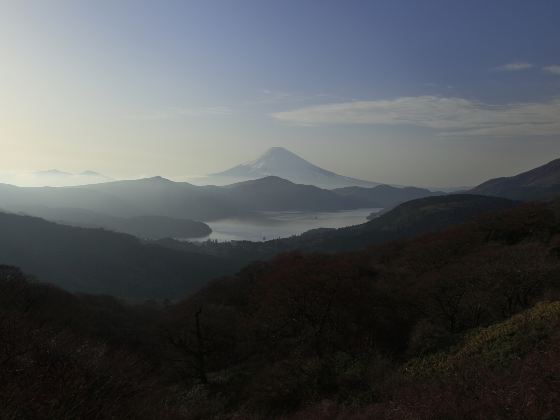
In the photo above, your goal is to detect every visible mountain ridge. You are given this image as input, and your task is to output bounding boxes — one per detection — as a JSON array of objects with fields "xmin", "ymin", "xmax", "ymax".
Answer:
[
  {"xmin": 471, "ymin": 157, "xmax": 560, "ymax": 200},
  {"xmin": 204, "ymin": 147, "xmax": 381, "ymax": 188}
]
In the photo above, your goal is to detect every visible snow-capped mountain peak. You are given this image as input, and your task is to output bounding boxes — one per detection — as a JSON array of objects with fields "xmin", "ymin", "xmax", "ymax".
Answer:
[{"xmin": 206, "ymin": 147, "xmax": 379, "ymax": 189}]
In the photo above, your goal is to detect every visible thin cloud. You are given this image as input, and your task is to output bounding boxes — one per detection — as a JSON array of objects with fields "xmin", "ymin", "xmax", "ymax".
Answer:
[
  {"xmin": 543, "ymin": 65, "xmax": 560, "ymax": 75},
  {"xmin": 495, "ymin": 62, "xmax": 534, "ymax": 72},
  {"xmin": 245, "ymin": 90, "xmax": 342, "ymax": 107},
  {"xmin": 127, "ymin": 106, "xmax": 234, "ymax": 120},
  {"xmin": 271, "ymin": 96, "xmax": 560, "ymax": 136},
  {"xmin": 173, "ymin": 106, "xmax": 234, "ymax": 117}
]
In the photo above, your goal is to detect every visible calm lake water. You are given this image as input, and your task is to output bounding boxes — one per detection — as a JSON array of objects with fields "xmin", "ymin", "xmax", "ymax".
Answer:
[{"xmin": 189, "ymin": 208, "xmax": 382, "ymax": 242}]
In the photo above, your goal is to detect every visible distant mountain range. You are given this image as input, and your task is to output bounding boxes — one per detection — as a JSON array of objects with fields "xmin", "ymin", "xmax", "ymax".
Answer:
[
  {"xmin": 1, "ymin": 156, "xmax": 554, "ymax": 287},
  {"xmin": 470, "ymin": 158, "xmax": 560, "ymax": 200},
  {"xmin": 0, "ymin": 169, "xmax": 113, "ymax": 187},
  {"xmin": 199, "ymin": 147, "xmax": 381, "ymax": 188},
  {"xmin": 33, "ymin": 169, "xmax": 113, "ymax": 185},
  {"xmin": 0, "ymin": 175, "xmax": 440, "ymax": 239}
]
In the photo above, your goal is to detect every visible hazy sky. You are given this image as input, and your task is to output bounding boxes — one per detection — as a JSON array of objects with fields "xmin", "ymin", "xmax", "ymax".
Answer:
[{"xmin": 1, "ymin": 0, "xmax": 560, "ymax": 187}]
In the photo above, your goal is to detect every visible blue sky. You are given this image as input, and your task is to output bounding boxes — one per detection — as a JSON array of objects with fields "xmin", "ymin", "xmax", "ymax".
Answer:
[{"xmin": 1, "ymin": 0, "xmax": 559, "ymax": 186}]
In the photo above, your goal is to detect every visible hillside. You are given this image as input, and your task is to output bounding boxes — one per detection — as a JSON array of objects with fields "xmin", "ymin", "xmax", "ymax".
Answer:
[
  {"xmin": 273, "ymin": 194, "xmax": 519, "ymax": 252},
  {"xmin": 222, "ymin": 176, "xmax": 368, "ymax": 210},
  {"xmin": 471, "ymin": 157, "xmax": 560, "ymax": 200},
  {"xmin": 20, "ymin": 206, "xmax": 212, "ymax": 239},
  {"xmin": 0, "ymin": 194, "xmax": 518, "ymax": 300},
  {"xmin": 333, "ymin": 184, "xmax": 445, "ymax": 208},
  {"xmin": 0, "ymin": 212, "xmax": 238, "ymax": 299},
  {"xmin": 2, "ymin": 199, "xmax": 558, "ymax": 419},
  {"xmin": 160, "ymin": 198, "xmax": 560, "ymax": 418}
]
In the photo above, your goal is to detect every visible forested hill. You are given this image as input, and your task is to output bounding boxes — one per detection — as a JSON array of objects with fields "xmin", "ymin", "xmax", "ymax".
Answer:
[
  {"xmin": 470, "ymin": 157, "xmax": 560, "ymax": 201},
  {"xmin": 162, "ymin": 198, "xmax": 560, "ymax": 417},
  {"xmin": 1, "ymin": 199, "xmax": 558, "ymax": 418},
  {"xmin": 0, "ymin": 194, "xmax": 518, "ymax": 300},
  {"xmin": 0, "ymin": 212, "xmax": 239, "ymax": 299}
]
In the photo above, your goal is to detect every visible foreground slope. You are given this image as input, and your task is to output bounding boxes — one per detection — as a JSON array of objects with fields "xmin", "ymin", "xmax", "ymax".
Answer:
[
  {"xmin": 162, "ymin": 198, "xmax": 560, "ymax": 418},
  {"xmin": 1, "ymin": 200, "xmax": 558, "ymax": 419}
]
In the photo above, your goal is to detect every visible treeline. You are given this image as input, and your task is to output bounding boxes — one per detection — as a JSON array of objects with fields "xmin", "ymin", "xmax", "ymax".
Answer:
[{"xmin": 1, "ymin": 199, "xmax": 559, "ymax": 419}]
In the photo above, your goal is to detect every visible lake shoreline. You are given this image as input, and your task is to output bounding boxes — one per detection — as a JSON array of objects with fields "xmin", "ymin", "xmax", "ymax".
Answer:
[{"xmin": 183, "ymin": 207, "xmax": 383, "ymax": 243}]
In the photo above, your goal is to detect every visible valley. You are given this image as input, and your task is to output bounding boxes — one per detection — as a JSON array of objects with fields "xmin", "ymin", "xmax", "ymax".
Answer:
[{"xmin": 2, "ymin": 3, "xmax": 559, "ymax": 417}]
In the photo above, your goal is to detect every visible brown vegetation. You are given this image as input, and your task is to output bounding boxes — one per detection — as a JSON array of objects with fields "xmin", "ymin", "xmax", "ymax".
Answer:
[{"xmin": 1, "ymin": 200, "xmax": 559, "ymax": 418}]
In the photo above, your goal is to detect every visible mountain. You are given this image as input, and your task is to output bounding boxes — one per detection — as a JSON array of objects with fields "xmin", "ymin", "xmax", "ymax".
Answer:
[
  {"xmin": 68, "ymin": 176, "xmax": 243, "ymax": 220},
  {"xmin": 222, "ymin": 176, "xmax": 368, "ymax": 211},
  {"xmin": 470, "ymin": 158, "xmax": 560, "ymax": 200},
  {"xmin": 0, "ymin": 176, "xmax": 375, "ymax": 232},
  {"xmin": 0, "ymin": 212, "xmax": 238, "ymax": 299},
  {"xmin": 89, "ymin": 175, "xmax": 369, "ymax": 214},
  {"xmin": 80, "ymin": 170, "xmax": 105, "ymax": 177},
  {"xmin": 333, "ymin": 184, "xmax": 445, "ymax": 208},
  {"xmin": 34, "ymin": 169, "xmax": 72, "ymax": 177},
  {"xmin": 202, "ymin": 147, "xmax": 380, "ymax": 188},
  {"xmin": 30, "ymin": 169, "xmax": 113, "ymax": 187}
]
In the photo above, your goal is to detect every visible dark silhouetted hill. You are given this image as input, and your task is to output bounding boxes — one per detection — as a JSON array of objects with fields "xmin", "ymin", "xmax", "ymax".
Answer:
[
  {"xmin": 161, "ymin": 199, "xmax": 560, "ymax": 418},
  {"xmin": 471, "ymin": 158, "xmax": 560, "ymax": 200},
  {"xmin": 0, "ymin": 212, "xmax": 237, "ymax": 299},
  {"xmin": 333, "ymin": 184, "xmax": 445, "ymax": 208},
  {"xmin": 17, "ymin": 206, "xmax": 212, "ymax": 239}
]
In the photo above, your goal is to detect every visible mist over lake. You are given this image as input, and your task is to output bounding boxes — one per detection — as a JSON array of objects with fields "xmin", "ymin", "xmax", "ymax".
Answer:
[{"xmin": 187, "ymin": 208, "xmax": 382, "ymax": 242}]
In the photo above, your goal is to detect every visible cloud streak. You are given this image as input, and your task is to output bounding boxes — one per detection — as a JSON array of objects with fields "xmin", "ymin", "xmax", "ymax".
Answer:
[
  {"xmin": 272, "ymin": 96, "xmax": 560, "ymax": 136},
  {"xmin": 495, "ymin": 62, "xmax": 534, "ymax": 72},
  {"xmin": 543, "ymin": 65, "xmax": 560, "ymax": 75},
  {"xmin": 127, "ymin": 106, "xmax": 234, "ymax": 121}
]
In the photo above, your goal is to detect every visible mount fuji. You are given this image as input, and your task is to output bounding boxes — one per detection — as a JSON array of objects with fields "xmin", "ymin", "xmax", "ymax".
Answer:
[{"xmin": 199, "ymin": 147, "xmax": 380, "ymax": 189}]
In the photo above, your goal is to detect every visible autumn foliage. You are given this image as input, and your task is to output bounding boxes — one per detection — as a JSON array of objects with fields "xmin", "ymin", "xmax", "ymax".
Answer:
[{"xmin": 1, "ymin": 200, "xmax": 560, "ymax": 418}]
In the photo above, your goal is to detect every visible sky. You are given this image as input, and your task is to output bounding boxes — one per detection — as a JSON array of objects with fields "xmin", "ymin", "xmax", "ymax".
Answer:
[{"xmin": 1, "ymin": 0, "xmax": 559, "ymax": 187}]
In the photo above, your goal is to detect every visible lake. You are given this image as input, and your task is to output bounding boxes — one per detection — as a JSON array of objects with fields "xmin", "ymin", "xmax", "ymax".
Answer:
[{"xmin": 188, "ymin": 208, "xmax": 382, "ymax": 242}]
